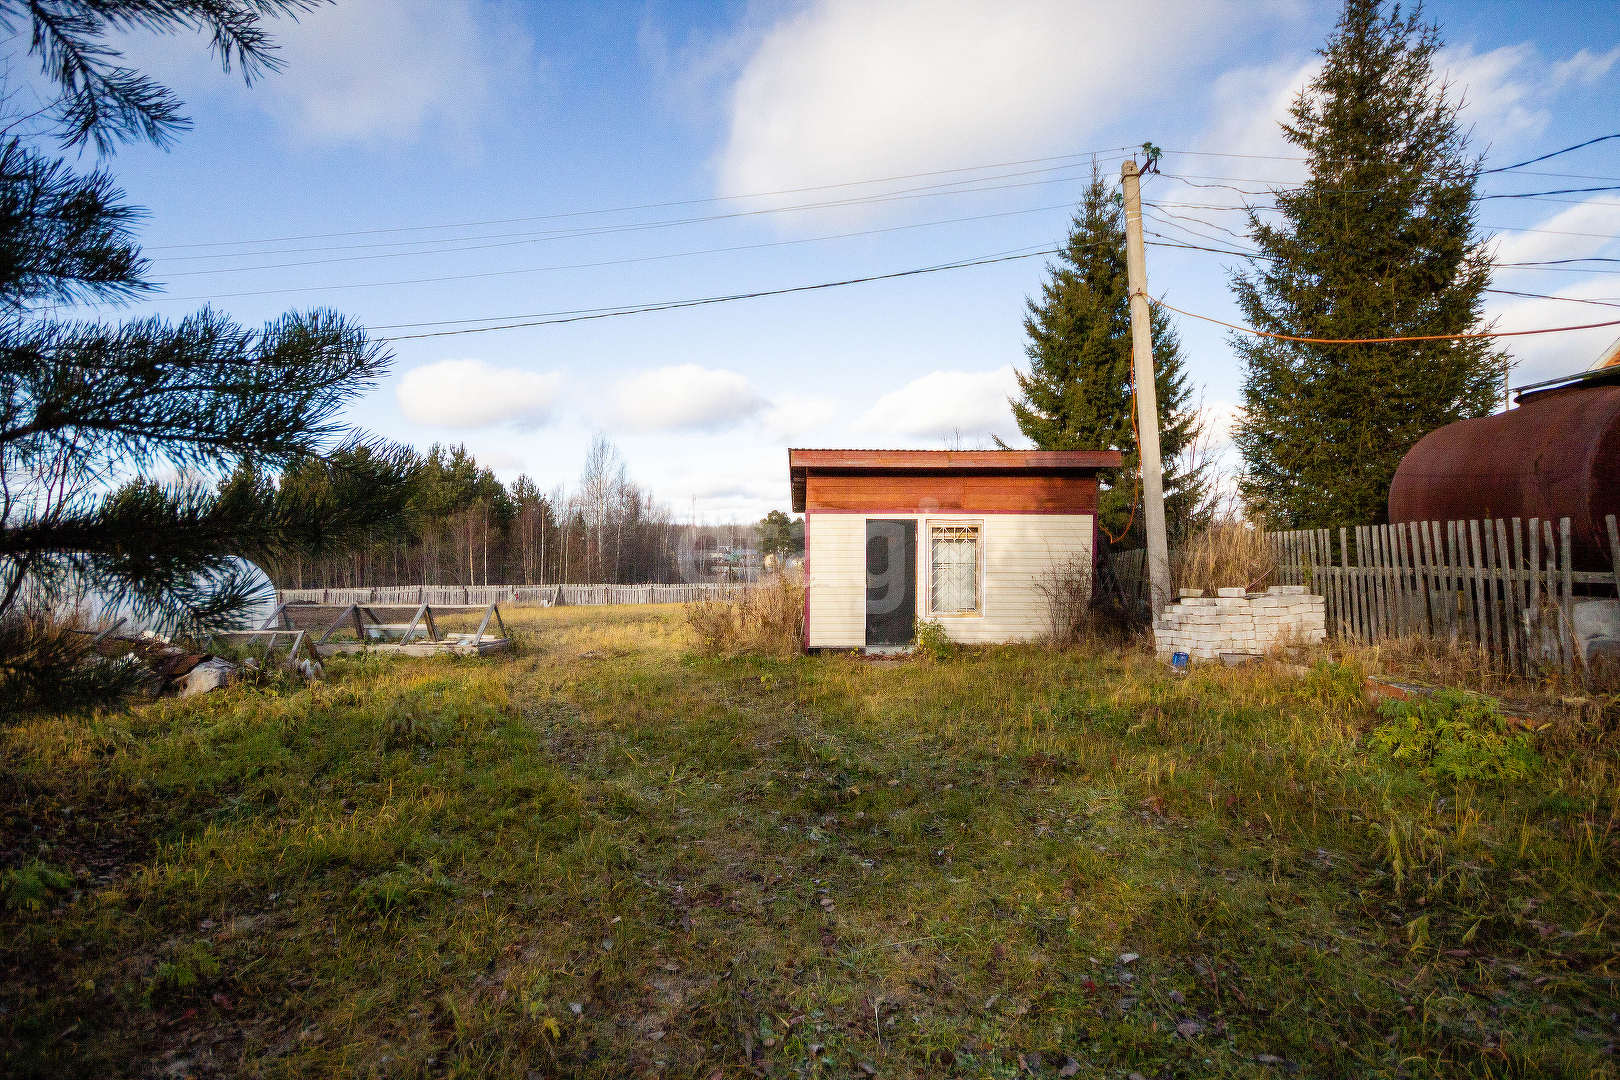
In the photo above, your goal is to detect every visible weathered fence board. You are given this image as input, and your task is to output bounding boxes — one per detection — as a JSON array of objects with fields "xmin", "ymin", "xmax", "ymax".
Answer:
[
  {"xmin": 1117, "ymin": 514, "xmax": 1617, "ymax": 676},
  {"xmin": 276, "ymin": 582, "xmax": 760, "ymax": 608},
  {"xmin": 1270, "ymin": 514, "xmax": 1618, "ymax": 677}
]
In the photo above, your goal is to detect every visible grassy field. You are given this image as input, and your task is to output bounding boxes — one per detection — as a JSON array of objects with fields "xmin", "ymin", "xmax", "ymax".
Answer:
[{"xmin": 1, "ymin": 605, "xmax": 1617, "ymax": 1079}]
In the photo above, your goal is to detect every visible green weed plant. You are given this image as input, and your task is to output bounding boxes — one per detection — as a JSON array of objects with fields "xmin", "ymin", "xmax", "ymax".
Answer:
[{"xmin": 1369, "ymin": 689, "xmax": 1542, "ymax": 784}]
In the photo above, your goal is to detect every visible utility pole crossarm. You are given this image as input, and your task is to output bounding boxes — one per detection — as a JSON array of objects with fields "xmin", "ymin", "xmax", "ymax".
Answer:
[{"xmin": 1120, "ymin": 158, "xmax": 1173, "ymax": 620}]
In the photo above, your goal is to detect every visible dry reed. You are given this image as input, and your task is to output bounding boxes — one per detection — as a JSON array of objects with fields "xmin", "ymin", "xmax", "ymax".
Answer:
[
  {"xmin": 685, "ymin": 575, "xmax": 805, "ymax": 658},
  {"xmin": 1176, "ymin": 520, "xmax": 1279, "ymax": 595}
]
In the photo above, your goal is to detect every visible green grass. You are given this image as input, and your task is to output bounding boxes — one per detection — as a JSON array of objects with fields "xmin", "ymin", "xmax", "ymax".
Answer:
[{"xmin": 1, "ymin": 605, "xmax": 1616, "ymax": 1078}]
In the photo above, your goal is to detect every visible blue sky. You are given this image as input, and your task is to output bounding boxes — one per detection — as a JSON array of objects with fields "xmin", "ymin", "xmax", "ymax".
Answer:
[{"xmin": 37, "ymin": 0, "xmax": 1620, "ymax": 520}]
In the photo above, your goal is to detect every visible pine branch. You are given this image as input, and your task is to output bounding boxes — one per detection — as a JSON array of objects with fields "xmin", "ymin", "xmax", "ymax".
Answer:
[{"xmin": 2, "ymin": 0, "xmax": 329, "ymax": 150}]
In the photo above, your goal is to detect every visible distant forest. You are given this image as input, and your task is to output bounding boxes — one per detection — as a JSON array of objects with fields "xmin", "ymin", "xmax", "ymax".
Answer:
[{"xmin": 233, "ymin": 436, "xmax": 716, "ymax": 589}]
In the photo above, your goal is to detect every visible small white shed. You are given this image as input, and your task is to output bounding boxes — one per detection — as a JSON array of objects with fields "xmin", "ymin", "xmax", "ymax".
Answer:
[{"xmin": 788, "ymin": 449, "xmax": 1122, "ymax": 652}]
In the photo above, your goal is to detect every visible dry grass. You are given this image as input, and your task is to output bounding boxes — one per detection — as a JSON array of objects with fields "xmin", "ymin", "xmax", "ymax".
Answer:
[
  {"xmin": 685, "ymin": 575, "xmax": 804, "ymax": 658},
  {"xmin": 1175, "ymin": 520, "xmax": 1278, "ymax": 595},
  {"xmin": 2, "ymin": 604, "xmax": 1618, "ymax": 1079}
]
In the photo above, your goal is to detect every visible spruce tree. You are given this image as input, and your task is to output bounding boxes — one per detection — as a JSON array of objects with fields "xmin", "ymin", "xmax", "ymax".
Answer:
[
  {"xmin": 1009, "ymin": 167, "xmax": 1205, "ymax": 546},
  {"xmin": 1231, "ymin": 0, "xmax": 1504, "ymax": 528}
]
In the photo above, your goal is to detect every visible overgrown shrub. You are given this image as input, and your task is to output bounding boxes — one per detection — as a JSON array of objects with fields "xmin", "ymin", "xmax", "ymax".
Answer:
[
  {"xmin": 1368, "ymin": 689, "xmax": 1541, "ymax": 784},
  {"xmin": 1036, "ymin": 554, "xmax": 1093, "ymax": 646},
  {"xmin": 915, "ymin": 619, "xmax": 953, "ymax": 661},
  {"xmin": 686, "ymin": 575, "xmax": 804, "ymax": 658}
]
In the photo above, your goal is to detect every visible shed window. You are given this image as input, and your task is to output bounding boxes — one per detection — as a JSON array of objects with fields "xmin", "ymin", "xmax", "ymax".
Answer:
[{"xmin": 930, "ymin": 525, "xmax": 980, "ymax": 614}]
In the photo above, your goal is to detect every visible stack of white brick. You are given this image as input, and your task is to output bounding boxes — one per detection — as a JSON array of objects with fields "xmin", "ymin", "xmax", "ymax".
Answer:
[{"xmin": 1153, "ymin": 585, "xmax": 1326, "ymax": 661}]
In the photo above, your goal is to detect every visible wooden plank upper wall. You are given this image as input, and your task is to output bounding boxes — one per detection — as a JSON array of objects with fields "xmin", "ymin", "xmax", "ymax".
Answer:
[{"xmin": 805, "ymin": 474, "xmax": 1098, "ymax": 514}]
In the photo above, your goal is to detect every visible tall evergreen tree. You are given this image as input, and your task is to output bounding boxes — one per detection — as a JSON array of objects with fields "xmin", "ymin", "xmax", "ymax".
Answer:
[
  {"xmin": 0, "ymin": 2, "xmax": 413, "ymax": 664},
  {"xmin": 1231, "ymin": 0, "xmax": 1504, "ymax": 527},
  {"xmin": 1009, "ymin": 166, "xmax": 1205, "ymax": 547}
]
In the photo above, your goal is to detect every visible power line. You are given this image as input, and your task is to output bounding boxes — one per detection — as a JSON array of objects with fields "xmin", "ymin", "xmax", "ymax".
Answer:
[
  {"xmin": 1143, "ymin": 293, "xmax": 1620, "ymax": 344},
  {"xmin": 129, "ymin": 205, "xmax": 1081, "ymax": 305},
  {"xmin": 374, "ymin": 247, "xmax": 1062, "ymax": 342},
  {"xmin": 1484, "ymin": 288, "xmax": 1620, "ymax": 309},
  {"xmin": 146, "ymin": 146, "xmax": 1138, "ymax": 253},
  {"xmin": 1482, "ymin": 133, "xmax": 1620, "ymax": 174},
  {"xmin": 151, "ymin": 169, "xmax": 1102, "ymax": 279}
]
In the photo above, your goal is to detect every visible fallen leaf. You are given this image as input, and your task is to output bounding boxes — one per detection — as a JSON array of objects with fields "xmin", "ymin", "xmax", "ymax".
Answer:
[
  {"xmin": 1059, "ymin": 1059, "xmax": 1080, "ymax": 1077},
  {"xmin": 1257, "ymin": 1053, "xmax": 1283, "ymax": 1064},
  {"xmin": 568, "ymin": 1002, "xmax": 583, "ymax": 1016},
  {"xmin": 1177, "ymin": 1020, "xmax": 1202, "ymax": 1038},
  {"xmin": 210, "ymin": 992, "xmax": 233, "ymax": 1010},
  {"xmin": 860, "ymin": 1065, "xmax": 876, "ymax": 1076},
  {"xmin": 1169, "ymin": 990, "xmax": 1186, "ymax": 1005},
  {"xmin": 1119, "ymin": 952, "xmax": 1140, "ymax": 965}
]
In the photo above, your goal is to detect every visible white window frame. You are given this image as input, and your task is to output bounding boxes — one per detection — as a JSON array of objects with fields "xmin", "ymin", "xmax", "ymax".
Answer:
[{"xmin": 925, "ymin": 519, "xmax": 984, "ymax": 618}]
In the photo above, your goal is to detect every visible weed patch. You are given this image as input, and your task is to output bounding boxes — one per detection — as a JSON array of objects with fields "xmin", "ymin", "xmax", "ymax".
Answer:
[
  {"xmin": 0, "ymin": 604, "xmax": 1614, "ymax": 1079},
  {"xmin": 1369, "ymin": 689, "xmax": 1543, "ymax": 783}
]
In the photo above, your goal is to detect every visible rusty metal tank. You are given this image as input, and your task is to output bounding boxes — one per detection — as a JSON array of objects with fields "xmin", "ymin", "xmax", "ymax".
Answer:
[{"xmin": 1387, "ymin": 369, "xmax": 1620, "ymax": 571}]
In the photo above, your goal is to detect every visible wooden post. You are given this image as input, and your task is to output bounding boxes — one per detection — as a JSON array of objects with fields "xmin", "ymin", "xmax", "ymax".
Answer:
[
  {"xmin": 1120, "ymin": 158, "xmax": 1171, "ymax": 620},
  {"xmin": 1504, "ymin": 518, "xmax": 1525, "ymax": 675},
  {"xmin": 1468, "ymin": 521, "xmax": 1492, "ymax": 656},
  {"xmin": 1608, "ymin": 514, "xmax": 1620, "ymax": 595},
  {"xmin": 1562, "ymin": 517, "xmax": 1580, "ymax": 673},
  {"xmin": 1415, "ymin": 522, "xmax": 1434, "ymax": 637},
  {"xmin": 1542, "ymin": 519, "xmax": 1562, "ymax": 672},
  {"xmin": 1527, "ymin": 517, "xmax": 1542, "ymax": 664},
  {"xmin": 1339, "ymin": 527, "xmax": 1354, "ymax": 641}
]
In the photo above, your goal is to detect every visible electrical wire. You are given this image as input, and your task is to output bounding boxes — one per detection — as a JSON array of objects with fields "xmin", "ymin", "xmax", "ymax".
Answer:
[
  {"xmin": 145, "ymin": 146, "xmax": 1139, "ymax": 252},
  {"xmin": 151, "ymin": 169, "xmax": 1104, "ymax": 278},
  {"xmin": 1140, "ymin": 293, "xmax": 1620, "ymax": 344},
  {"xmin": 1482, "ymin": 134, "xmax": 1620, "ymax": 174},
  {"xmin": 373, "ymin": 246, "xmax": 1063, "ymax": 341},
  {"xmin": 1483, "ymin": 288, "xmax": 1620, "ymax": 308}
]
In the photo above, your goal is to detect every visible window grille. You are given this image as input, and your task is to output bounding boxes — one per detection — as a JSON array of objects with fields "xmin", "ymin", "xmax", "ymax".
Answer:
[{"xmin": 930, "ymin": 525, "xmax": 980, "ymax": 614}]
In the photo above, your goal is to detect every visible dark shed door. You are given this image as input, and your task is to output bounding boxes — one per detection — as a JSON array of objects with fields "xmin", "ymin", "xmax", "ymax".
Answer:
[{"xmin": 865, "ymin": 519, "xmax": 916, "ymax": 647}]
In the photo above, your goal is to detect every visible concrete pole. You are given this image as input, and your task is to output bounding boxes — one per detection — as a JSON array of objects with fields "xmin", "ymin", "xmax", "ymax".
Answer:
[{"xmin": 1121, "ymin": 158, "xmax": 1172, "ymax": 619}]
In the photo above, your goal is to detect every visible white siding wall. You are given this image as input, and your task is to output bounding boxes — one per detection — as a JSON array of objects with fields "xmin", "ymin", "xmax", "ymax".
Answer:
[{"xmin": 805, "ymin": 512, "xmax": 1094, "ymax": 649}]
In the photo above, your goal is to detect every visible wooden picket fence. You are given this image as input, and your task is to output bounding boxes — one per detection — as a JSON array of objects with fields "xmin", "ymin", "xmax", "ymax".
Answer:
[
  {"xmin": 1270, "ymin": 515, "xmax": 1619, "ymax": 676},
  {"xmin": 1111, "ymin": 515, "xmax": 1618, "ymax": 676},
  {"xmin": 276, "ymin": 582, "xmax": 759, "ymax": 608}
]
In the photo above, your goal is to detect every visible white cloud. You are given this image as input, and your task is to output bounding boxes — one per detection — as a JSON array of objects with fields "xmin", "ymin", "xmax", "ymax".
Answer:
[
  {"xmin": 116, "ymin": 0, "xmax": 528, "ymax": 145},
  {"xmin": 717, "ymin": 0, "xmax": 1243, "ymax": 216},
  {"xmin": 857, "ymin": 366, "xmax": 1021, "ymax": 442},
  {"xmin": 1196, "ymin": 400, "xmax": 1243, "ymax": 449},
  {"xmin": 1484, "ymin": 278, "xmax": 1620, "ymax": 386},
  {"xmin": 1198, "ymin": 57, "xmax": 1320, "ymax": 179},
  {"xmin": 761, "ymin": 393, "xmax": 839, "ymax": 442},
  {"xmin": 604, "ymin": 365, "xmax": 766, "ymax": 433},
  {"xmin": 1491, "ymin": 196, "xmax": 1620, "ymax": 267},
  {"xmin": 395, "ymin": 359, "xmax": 561, "ymax": 430},
  {"xmin": 256, "ymin": 0, "xmax": 524, "ymax": 144}
]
